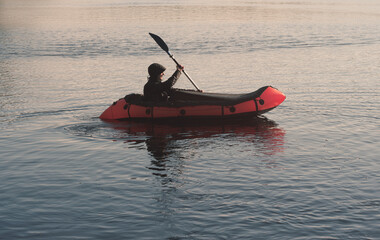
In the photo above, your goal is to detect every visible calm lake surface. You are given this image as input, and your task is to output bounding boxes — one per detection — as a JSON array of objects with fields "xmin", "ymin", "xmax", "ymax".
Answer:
[{"xmin": 1, "ymin": 0, "xmax": 379, "ymax": 239}]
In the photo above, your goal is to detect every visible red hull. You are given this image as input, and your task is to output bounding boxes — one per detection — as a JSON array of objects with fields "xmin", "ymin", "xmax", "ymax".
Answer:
[{"xmin": 99, "ymin": 86, "xmax": 285, "ymax": 120}]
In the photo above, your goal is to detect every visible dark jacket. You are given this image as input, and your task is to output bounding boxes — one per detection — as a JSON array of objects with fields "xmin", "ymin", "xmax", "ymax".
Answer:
[{"xmin": 144, "ymin": 70, "xmax": 181, "ymax": 101}]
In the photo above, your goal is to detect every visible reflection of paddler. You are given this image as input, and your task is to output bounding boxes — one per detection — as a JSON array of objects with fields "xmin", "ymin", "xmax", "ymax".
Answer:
[
  {"xmin": 146, "ymin": 136, "xmax": 170, "ymax": 161},
  {"xmin": 146, "ymin": 135, "xmax": 170, "ymax": 178}
]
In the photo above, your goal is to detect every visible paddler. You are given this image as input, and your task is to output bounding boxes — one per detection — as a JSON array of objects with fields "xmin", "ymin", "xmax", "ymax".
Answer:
[{"xmin": 144, "ymin": 63, "xmax": 184, "ymax": 101}]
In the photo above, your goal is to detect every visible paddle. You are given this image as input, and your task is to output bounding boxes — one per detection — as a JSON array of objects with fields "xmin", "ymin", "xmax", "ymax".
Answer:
[{"xmin": 149, "ymin": 33, "xmax": 201, "ymax": 92}]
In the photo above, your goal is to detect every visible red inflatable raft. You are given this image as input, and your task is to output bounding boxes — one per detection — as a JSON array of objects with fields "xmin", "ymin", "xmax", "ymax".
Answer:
[{"xmin": 99, "ymin": 86, "xmax": 285, "ymax": 121}]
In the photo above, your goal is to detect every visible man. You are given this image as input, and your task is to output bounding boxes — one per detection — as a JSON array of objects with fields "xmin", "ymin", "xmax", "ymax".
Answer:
[{"xmin": 144, "ymin": 63, "xmax": 184, "ymax": 101}]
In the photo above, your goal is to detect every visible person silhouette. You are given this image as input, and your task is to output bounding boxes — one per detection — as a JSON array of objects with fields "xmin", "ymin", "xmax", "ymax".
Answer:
[{"xmin": 143, "ymin": 63, "xmax": 184, "ymax": 102}]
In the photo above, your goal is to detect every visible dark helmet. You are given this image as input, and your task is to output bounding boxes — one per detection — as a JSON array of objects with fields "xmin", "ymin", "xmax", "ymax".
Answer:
[{"xmin": 148, "ymin": 63, "xmax": 166, "ymax": 77}]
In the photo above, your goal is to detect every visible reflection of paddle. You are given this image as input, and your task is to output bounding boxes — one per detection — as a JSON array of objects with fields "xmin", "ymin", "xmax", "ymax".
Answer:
[{"xmin": 149, "ymin": 33, "xmax": 201, "ymax": 92}]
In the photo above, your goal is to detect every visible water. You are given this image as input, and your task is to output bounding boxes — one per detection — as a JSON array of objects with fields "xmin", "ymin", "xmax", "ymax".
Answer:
[{"xmin": 1, "ymin": 0, "xmax": 379, "ymax": 239}]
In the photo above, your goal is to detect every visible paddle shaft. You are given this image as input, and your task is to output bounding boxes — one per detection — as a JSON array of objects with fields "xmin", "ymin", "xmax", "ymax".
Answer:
[
  {"xmin": 149, "ymin": 33, "xmax": 201, "ymax": 92},
  {"xmin": 168, "ymin": 54, "xmax": 201, "ymax": 91}
]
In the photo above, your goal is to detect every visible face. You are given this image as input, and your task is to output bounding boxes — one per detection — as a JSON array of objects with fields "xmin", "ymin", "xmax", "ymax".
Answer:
[{"xmin": 159, "ymin": 72, "xmax": 165, "ymax": 80}]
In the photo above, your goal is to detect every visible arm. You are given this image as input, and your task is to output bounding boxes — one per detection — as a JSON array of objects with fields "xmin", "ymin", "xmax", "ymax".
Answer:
[{"xmin": 162, "ymin": 65, "xmax": 184, "ymax": 90}]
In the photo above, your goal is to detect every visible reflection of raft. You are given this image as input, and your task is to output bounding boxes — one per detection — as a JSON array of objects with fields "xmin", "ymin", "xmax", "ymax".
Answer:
[{"xmin": 99, "ymin": 86, "xmax": 285, "ymax": 120}]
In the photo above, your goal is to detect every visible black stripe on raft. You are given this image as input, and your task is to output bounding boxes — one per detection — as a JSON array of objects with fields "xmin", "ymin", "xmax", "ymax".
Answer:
[
  {"xmin": 127, "ymin": 104, "xmax": 131, "ymax": 118},
  {"xmin": 253, "ymin": 98, "xmax": 258, "ymax": 113}
]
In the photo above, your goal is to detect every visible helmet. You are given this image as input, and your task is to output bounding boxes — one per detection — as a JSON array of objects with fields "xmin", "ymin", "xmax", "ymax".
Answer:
[{"xmin": 148, "ymin": 63, "xmax": 166, "ymax": 77}]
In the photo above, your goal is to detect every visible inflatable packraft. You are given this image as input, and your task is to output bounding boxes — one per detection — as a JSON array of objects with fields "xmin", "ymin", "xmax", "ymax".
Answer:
[{"xmin": 99, "ymin": 86, "xmax": 285, "ymax": 120}]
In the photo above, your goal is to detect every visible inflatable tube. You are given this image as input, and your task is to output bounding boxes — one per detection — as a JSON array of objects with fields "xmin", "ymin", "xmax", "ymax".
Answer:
[{"xmin": 99, "ymin": 86, "xmax": 285, "ymax": 121}]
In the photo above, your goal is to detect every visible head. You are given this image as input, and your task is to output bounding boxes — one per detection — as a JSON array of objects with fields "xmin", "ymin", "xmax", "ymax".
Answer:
[{"xmin": 148, "ymin": 63, "xmax": 166, "ymax": 81}]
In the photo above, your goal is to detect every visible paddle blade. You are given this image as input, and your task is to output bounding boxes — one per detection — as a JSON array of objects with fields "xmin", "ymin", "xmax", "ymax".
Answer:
[{"xmin": 149, "ymin": 33, "xmax": 170, "ymax": 54}]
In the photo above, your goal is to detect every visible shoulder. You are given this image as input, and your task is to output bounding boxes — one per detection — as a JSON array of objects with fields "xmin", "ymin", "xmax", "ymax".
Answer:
[{"xmin": 145, "ymin": 80, "xmax": 159, "ymax": 87}]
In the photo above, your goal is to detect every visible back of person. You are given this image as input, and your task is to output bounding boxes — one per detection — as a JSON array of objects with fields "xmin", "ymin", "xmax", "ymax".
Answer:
[{"xmin": 144, "ymin": 80, "xmax": 169, "ymax": 102}]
